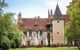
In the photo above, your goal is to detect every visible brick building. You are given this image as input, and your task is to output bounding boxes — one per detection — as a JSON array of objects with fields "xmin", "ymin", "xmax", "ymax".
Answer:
[{"xmin": 18, "ymin": 4, "xmax": 68, "ymax": 47}]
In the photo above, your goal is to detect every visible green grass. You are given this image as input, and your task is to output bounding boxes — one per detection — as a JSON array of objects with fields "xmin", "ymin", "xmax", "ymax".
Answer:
[{"xmin": 9, "ymin": 48, "xmax": 78, "ymax": 50}]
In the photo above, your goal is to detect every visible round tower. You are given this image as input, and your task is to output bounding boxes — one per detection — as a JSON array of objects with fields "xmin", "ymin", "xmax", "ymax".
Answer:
[{"xmin": 52, "ymin": 4, "xmax": 64, "ymax": 45}]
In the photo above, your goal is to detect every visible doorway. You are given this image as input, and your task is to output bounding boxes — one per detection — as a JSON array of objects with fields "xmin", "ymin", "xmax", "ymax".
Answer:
[{"xmin": 47, "ymin": 33, "xmax": 50, "ymax": 47}]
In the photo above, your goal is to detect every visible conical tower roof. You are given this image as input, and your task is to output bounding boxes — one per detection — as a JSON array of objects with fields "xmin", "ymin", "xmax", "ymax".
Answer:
[{"xmin": 53, "ymin": 4, "xmax": 64, "ymax": 20}]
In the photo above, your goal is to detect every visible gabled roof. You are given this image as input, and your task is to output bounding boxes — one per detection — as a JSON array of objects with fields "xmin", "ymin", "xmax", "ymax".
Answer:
[
  {"xmin": 19, "ymin": 15, "xmax": 68, "ymax": 31},
  {"xmin": 19, "ymin": 18, "xmax": 52, "ymax": 31},
  {"xmin": 53, "ymin": 4, "xmax": 64, "ymax": 20}
]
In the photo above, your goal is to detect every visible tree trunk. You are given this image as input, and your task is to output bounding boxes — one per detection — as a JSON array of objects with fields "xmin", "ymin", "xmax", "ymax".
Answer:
[{"xmin": 77, "ymin": 41, "xmax": 80, "ymax": 50}]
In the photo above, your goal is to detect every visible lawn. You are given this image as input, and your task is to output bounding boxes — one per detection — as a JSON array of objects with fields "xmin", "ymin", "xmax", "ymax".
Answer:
[{"xmin": 9, "ymin": 48, "xmax": 78, "ymax": 50}]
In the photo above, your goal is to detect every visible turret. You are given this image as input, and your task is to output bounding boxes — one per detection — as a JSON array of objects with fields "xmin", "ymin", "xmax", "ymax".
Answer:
[{"xmin": 52, "ymin": 4, "xmax": 64, "ymax": 45}]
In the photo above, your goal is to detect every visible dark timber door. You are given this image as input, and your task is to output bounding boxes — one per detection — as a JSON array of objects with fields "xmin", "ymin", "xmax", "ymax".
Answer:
[
  {"xmin": 41, "ymin": 41, "xmax": 43, "ymax": 47},
  {"xmin": 47, "ymin": 33, "xmax": 50, "ymax": 47},
  {"xmin": 27, "ymin": 41, "xmax": 30, "ymax": 47}
]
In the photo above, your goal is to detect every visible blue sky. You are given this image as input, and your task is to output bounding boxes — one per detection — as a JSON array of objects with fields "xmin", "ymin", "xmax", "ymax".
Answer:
[{"xmin": 5, "ymin": 0, "xmax": 72, "ymax": 18}]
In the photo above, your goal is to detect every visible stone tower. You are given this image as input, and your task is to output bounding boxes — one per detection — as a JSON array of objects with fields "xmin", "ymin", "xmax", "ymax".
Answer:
[{"xmin": 52, "ymin": 4, "xmax": 64, "ymax": 45}]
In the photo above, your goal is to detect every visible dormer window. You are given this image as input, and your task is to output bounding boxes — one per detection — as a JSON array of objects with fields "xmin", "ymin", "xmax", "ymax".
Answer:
[{"xmin": 34, "ymin": 22, "xmax": 38, "ymax": 26}]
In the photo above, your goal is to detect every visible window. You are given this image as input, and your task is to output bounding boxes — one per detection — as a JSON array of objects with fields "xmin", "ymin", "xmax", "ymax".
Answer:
[
  {"xmin": 57, "ymin": 21, "xmax": 59, "ymax": 23},
  {"xmin": 34, "ymin": 22, "xmax": 38, "ymax": 26},
  {"xmin": 36, "ymin": 31, "xmax": 38, "ymax": 38},
  {"xmin": 46, "ymin": 25, "xmax": 50, "ymax": 30},
  {"xmin": 57, "ymin": 32, "xmax": 59, "ymax": 34},
  {"xmin": 40, "ymin": 31, "xmax": 42, "ymax": 36},
  {"xmin": 41, "ymin": 40, "xmax": 43, "ymax": 45},
  {"xmin": 24, "ymin": 31, "xmax": 27, "ymax": 36},
  {"xmin": 29, "ymin": 30, "xmax": 32, "ymax": 36},
  {"xmin": 36, "ymin": 31, "xmax": 38, "ymax": 33}
]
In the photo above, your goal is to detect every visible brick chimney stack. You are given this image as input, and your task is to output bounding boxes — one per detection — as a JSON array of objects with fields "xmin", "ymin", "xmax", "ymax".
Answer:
[
  {"xmin": 18, "ymin": 12, "xmax": 22, "ymax": 21},
  {"xmin": 48, "ymin": 9, "xmax": 53, "ymax": 19},
  {"xmin": 18, "ymin": 12, "xmax": 23, "ymax": 26}
]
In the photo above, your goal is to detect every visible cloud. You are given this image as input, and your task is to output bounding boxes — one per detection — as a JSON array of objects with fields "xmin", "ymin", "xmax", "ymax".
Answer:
[
  {"xmin": 41, "ymin": 0, "xmax": 72, "ymax": 14},
  {"xmin": 43, "ymin": 0, "xmax": 72, "ymax": 8},
  {"xmin": 46, "ymin": 2, "xmax": 56, "ymax": 9}
]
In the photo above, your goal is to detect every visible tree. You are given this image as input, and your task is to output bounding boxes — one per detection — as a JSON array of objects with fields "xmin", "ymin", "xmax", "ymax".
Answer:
[
  {"xmin": 66, "ymin": 0, "xmax": 80, "ymax": 49},
  {"xmin": 0, "ymin": 0, "xmax": 24, "ymax": 50},
  {"xmin": 0, "ymin": 0, "xmax": 7, "ymax": 14}
]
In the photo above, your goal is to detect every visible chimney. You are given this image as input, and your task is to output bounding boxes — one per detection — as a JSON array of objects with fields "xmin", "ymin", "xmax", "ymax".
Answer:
[
  {"xmin": 51, "ymin": 9, "xmax": 53, "ymax": 15},
  {"xmin": 18, "ymin": 12, "xmax": 22, "ymax": 21},
  {"xmin": 48, "ymin": 9, "xmax": 53, "ymax": 18},
  {"xmin": 18, "ymin": 12, "xmax": 23, "ymax": 26}
]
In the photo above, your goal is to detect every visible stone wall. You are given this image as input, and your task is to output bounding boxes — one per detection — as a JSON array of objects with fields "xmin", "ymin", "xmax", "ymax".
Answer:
[{"xmin": 52, "ymin": 20, "xmax": 64, "ymax": 45}]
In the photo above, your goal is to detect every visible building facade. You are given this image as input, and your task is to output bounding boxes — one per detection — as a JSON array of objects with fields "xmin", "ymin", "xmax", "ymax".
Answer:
[{"xmin": 18, "ymin": 4, "xmax": 68, "ymax": 47}]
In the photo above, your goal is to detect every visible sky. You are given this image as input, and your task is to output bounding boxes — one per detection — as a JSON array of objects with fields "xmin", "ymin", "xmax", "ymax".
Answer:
[{"xmin": 5, "ymin": 0, "xmax": 72, "ymax": 19}]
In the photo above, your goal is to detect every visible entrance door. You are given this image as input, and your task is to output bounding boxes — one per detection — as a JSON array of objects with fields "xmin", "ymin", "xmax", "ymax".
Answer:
[
  {"xmin": 41, "ymin": 41, "xmax": 43, "ymax": 47},
  {"xmin": 47, "ymin": 33, "xmax": 50, "ymax": 47},
  {"xmin": 27, "ymin": 41, "xmax": 30, "ymax": 47}
]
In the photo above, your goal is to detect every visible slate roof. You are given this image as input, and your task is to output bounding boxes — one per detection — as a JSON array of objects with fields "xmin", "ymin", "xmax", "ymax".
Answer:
[{"xmin": 53, "ymin": 4, "xmax": 64, "ymax": 20}]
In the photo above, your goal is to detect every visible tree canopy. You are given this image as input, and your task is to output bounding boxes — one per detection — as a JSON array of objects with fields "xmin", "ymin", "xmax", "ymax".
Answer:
[
  {"xmin": 0, "ymin": 0, "xmax": 24, "ymax": 50},
  {"xmin": 66, "ymin": 0, "xmax": 80, "ymax": 48}
]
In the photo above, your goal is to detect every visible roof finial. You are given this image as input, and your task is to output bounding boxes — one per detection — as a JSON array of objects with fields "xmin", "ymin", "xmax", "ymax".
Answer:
[{"xmin": 57, "ymin": 0, "xmax": 58, "ymax": 5}]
